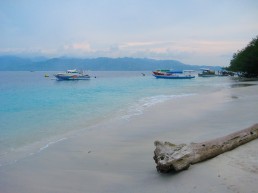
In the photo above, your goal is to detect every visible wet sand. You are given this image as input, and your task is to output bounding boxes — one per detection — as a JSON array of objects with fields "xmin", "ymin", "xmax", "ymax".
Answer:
[{"xmin": 1, "ymin": 82, "xmax": 258, "ymax": 193}]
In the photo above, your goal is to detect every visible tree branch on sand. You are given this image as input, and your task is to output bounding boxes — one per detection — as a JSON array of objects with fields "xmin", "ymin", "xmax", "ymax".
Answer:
[{"xmin": 153, "ymin": 124, "xmax": 258, "ymax": 173}]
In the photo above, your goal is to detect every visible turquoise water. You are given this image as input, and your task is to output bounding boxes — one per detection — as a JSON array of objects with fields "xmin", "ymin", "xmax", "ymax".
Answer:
[{"xmin": 0, "ymin": 71, "xmax": 234, "ymax": 165}]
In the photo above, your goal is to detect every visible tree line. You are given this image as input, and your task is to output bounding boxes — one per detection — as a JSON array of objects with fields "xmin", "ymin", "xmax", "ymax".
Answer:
[{"xmin": 226, "ymin": 36, "xmax": 258, "ymax": 78}]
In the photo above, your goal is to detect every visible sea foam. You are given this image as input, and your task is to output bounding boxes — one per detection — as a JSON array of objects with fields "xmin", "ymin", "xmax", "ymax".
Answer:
[{"xmin": 121, "ymin": 93, "xmax": 196, "ymax": 120}]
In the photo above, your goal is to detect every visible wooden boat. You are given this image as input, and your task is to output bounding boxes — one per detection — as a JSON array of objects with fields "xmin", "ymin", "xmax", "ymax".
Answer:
[{"xmin": 152, "ymin": 70, "xmax": 195, "ymax": 79}]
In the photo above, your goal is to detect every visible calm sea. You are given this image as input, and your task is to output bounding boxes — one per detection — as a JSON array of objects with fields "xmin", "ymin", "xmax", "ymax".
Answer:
[{"xmin": 0, "ymin": 71, "xmax": 234, "ymax": 166}]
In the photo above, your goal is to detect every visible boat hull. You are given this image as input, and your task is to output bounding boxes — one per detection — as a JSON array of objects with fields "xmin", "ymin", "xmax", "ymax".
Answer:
[
  {"xmin": 54, "ymin": 74, "xmax": 90, "ymax": 80},
  {"xmin": 153, "ymin": 74, "xmax": 195, "ymax": 79}
]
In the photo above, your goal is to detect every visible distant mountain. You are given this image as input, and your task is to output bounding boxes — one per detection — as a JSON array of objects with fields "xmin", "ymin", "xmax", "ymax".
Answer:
[
  {"xmin": 0, "ymin": 55, "xmax": 222, "ymax": 71},
  {"xmin": 0, "ymin": 56, "xmax": 33, "ymax": 71}
]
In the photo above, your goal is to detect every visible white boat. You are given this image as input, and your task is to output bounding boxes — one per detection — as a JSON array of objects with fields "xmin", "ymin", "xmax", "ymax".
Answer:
[
  {"xmin": 152, "ymin": 70, "xmax": 195, "ymax": 79},
  {"xmin": 54, "ymin": 69, "xmax": 90, "ymax": 80}
]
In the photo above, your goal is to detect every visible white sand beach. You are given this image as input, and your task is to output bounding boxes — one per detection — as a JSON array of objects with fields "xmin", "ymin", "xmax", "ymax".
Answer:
[{"xmin": 1, "ymin": 82, "xmax": 258, "ymax": 193}]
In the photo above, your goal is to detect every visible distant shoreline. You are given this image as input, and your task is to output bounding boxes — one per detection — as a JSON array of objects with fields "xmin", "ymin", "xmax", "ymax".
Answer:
[{"xmin": 0, "ymin": 56, "xmax": 222, "ymax": 71}]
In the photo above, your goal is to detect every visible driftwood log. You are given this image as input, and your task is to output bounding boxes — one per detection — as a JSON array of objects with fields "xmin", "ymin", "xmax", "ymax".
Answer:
[{"xmin": 153, "ymin": 123, "xmax": 258, "ymax": 173}]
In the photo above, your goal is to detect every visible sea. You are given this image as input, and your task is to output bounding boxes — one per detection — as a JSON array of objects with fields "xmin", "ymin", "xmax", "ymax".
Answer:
[{"xmin": 0, "ymin": 71, "xmax": 236, "ymax": 166}]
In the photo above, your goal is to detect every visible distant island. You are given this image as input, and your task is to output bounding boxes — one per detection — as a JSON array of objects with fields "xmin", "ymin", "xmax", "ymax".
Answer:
[{"xmin": 0, "ymin": 56, "xmax": 222, "ymax": 71}]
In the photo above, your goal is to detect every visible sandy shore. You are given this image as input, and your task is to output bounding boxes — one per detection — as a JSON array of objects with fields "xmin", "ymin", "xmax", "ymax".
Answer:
[{"xmin": 1, "ymin": 81, "xmax": 258, "ymax": 193}]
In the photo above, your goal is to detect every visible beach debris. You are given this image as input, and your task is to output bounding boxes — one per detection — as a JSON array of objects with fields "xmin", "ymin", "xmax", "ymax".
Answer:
[{"xmin": 153, "ymin": 123, "xmax": 258, "ymax": 173}]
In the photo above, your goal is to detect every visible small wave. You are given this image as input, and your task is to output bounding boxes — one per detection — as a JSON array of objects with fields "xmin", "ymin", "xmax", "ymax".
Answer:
[
  {"xmin": 0, "ymin": 137, "xmax": 67, "ymax": 168},
  {"xmin": 121, "ymin": 93, "xmax": 196, "ymax": 120},
  {"xmin": 38, "ymin": 137, "xmax": 67, "ymax": 153}
]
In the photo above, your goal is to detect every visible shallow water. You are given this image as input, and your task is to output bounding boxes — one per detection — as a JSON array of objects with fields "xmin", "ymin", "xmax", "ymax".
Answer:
[{"xmin": 0, "ymin": 71, "xmax": 235, "ymax": 165}]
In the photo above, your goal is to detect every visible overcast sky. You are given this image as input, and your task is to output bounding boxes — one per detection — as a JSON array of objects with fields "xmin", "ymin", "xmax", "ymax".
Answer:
[{"xmin": 0, "ymin": 0, "xmax": 258, "ymax": 66}]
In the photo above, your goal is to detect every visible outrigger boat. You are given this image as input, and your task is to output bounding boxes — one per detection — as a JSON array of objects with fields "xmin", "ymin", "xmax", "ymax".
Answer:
[
  {"xmin": 152, "ymin": 70, "xmax": 195, "ymax": 79},
  {"xmin": 54, "ymin": 69, "xmax": 90, "ymax": 80},
  {"xmin": 198, "ymin": 68, "xmax": 216, "ymax": 77}
]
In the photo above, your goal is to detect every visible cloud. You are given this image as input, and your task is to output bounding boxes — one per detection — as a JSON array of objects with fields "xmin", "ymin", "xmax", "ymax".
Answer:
[
  {"xmin": 0, "ymin": 39, "xmax": 246, "ymax": 66},
  {"xmin": 115, "ymin": 39, "xmax": 243, "ymax": 58},
  {"xmin": 120, "ymin": 41, "xmax": 172, "ymax": 48},
  {"xmin": 106, "ymin": 39, "xmax": 246, "ymax": 66},
  {"xmin": 63, "ymin": 42, "xmax": 93, "ymax": 52}
]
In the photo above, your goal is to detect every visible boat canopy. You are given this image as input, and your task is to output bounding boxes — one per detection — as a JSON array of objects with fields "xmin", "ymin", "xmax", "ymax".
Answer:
[{"xmin": 67, "ymin": 69, "xmax": 78, "ymax": 73}]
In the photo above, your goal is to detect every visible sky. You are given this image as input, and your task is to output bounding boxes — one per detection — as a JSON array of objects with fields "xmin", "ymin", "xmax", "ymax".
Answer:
[{"xmin": 0, "ymin": 0, "xmax": 258, "ymax": 66}]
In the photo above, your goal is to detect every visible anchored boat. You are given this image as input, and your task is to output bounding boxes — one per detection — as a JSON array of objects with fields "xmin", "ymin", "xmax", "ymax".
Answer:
[
  {"xmin": 152, "ymin": 70, "xmax": 195, "ymax": 79},
  {"xmin": 198, "ymin": 68, "xmax": 216, "ymax": 77},
  {"xmin": 54, "ymin": 69, "xmax": 90, "ymax": 80}
]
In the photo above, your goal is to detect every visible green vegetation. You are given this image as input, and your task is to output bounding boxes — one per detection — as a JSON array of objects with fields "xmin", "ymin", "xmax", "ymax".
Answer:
[{"xmin": 227, "ymin": 36, "xmax": 258, "ymax": 78}]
